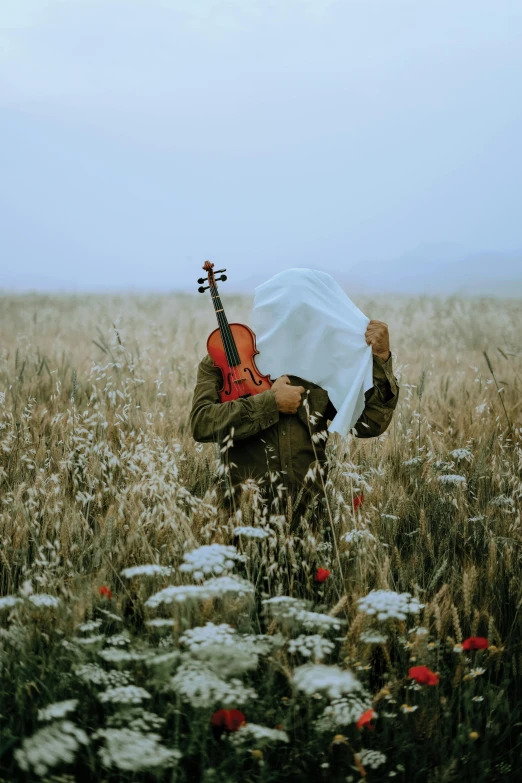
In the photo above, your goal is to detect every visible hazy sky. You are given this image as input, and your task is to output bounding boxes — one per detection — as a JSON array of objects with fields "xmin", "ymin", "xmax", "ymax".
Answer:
[{"xmin": 1, "ymin": 0, "xmax": 521, "ymax": 292}]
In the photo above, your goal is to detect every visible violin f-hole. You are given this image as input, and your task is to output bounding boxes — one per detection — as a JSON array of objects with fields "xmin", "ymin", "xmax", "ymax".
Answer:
[
  {"xmin": 222, "ymin": 372, "xmax": 233, "ymax": 396},
  {"xmin": 243, "ymin": 367, "xmax": 262, "ymax": 386}
]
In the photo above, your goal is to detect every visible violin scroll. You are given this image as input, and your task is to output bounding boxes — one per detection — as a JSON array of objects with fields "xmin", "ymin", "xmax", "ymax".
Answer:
[{"xmin": 197, "ymin": 260, "xmax": 227, "ymax": 292}]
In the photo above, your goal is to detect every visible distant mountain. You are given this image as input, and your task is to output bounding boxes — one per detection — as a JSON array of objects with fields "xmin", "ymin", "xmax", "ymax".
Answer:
[
  {"xmin": 230, "ymin": 244, "xmax": 522, "ymax": 298},
  {"xmin": 3, "ymin": 244, "xmax": 521, "ymax": 297},
  {"xmin": 347, "ymin": 244, "xmax": 522, "ymax": 297},
  {"xmin": 236, "ymin": 245, "xmax": 522, "ymax": 298}
]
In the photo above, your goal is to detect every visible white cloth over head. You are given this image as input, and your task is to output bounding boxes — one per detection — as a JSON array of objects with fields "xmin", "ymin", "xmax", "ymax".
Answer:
[{"xmin": 251, "ymin": 268, "xmax": 374, "ymax": 438}]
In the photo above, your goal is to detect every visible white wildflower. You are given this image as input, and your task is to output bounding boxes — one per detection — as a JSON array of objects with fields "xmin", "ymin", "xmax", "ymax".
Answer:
[
  {"xmin": 381, "ymin": 514, "xmax": 399, "ymax": 520},
  {"xmin": 99, "ymin": 685, "xmax": 151, "ymax": 704},
  {"xmin": 489, "ymin": 494, "xmax": 514, "ymax": 507},
  {"xmin": 170, "ymin": 660, "xmax": 257, "ymax": 708},
  {"xmin": 293, "ymin": 664, "xmax": 362, "ymax": 699},
  {"xmin": 97, "ymin": 608, "xmax": 123, "ymax": 622},
  {"xmin": 145, "ymin": 584, "xmax": 209, "ymax": 608},
  {"xmin": 357, "ymin": 590, "xmax": 424, "ymax": 621},
  {"xmin": 0, "ymin": 596, "xmax": 21, "ymax": 610},
  {"xmin": 20, "ymin": 580, "xmax": 33, "ymax": 596},
  {"xmin": 468, "ymin": 667, "xmax": 486, "ymax": 678},
  {"xmin": 106, "ymin": 633, "xmax": 131, "ymax": 647},
  {"xmin": 94, "ymin": 728, "xmax": 180, "ymax": 771},
  {"xmin": 180, "ymin": 622, "xmax": 231, "ymax": 649},
  {"xmin": 403, "ymin": 457, "xmax": 423, "ymax": 466},
  {"xmin": 98, "ymin": 648, "xmax": 149, "ymax": 663},
  {"xmin": 400, "ymin": 704, "xmax": 418, "ymax": 713},
  {"xmin": 288, "ymin": 634, "xmax": 335, "ymax": 660},
  {"xmin": 357, "ymin": 749, "xmax": 387, "ymax": 769},
  {"xmin": 437, "ymin": 475, "xmax": 466, "ymax": 485},
  {"xmin": 468, "ymin": 516, "xmax": 485, "ymax": 522},
  {"xmin": 107, "ymin": 709, "xmax": 165, "ymax": 731},
  {"xmin": 472, "ymin": 695, "xmax": 484, "ymax": 702},
  {"xmin": 316, "ymin": 541, "xmax": 333, "ymax": 553},
  {"xmin": 315, "ymin": 695, "xmax": 373, "ymax": 732},
  {"xmin": 433, "ymin": 460, "xmax": 454, "ymax": 470},
  {"xmin": 179, "ymin": 543, "xmax": 241, "ymax": 578},
  {"xmin": 77, "ymin": 620, "xmax": 102, "ymax": 633},
  {"xmin": 230, "ymin": 723, "xmax": 289, "ymax": 745},
  {"xmin": 201, "ymin": 575, "xmax": 255, "ymax": 599},
  {"xmin": 300, "ymin": 610, "xmax": 343, "ymax": 632},
  {"xmin": 262, "ymin": 596, "xmax": 344, "ymax": 631},
  {"xmin": 146, "ymin": 618, "xmax": 176, "ymax": 628},
  {"xmin": 342, "ymin": 529, "xmax": 376, "ymax": 547},
  {"xmin": 75, "ymin": 663, "xmax": 111, "ymax": 685},
  {"xmin": 409, "ymin": 626, "xmax": 429, "ymax": 637},
  {"xmin": 38, "ymin": 700, "xmax": 78, "ymax": 721},
  {"xmin": 75, "ymin": 664, "xmax": 130, "ymax": 687},
  {"xmin": 360, "ymin": 630, "xmax": 388, "ymax": 644},
  {"xmin": 74, "ymin": 634, "xmax": 105, "ymax": 646},
  {"xmin": 107, "ymin": 670, "xmax": 133, "ymax": 687},
  {"xmin": 14, "ymin": 721, "xmax": 88, "ymax": 776},
  {"xmin": 120, "ymin": 564, "xmax": 174, "ymax": 579},
  {"xmin": 28, "ymin": 594, "xmax": 61, "ymax": 608},
  {"xmin": 450, "ymin": 448, "xmax": 474, "ymax": 462},
  {"xmin": 146, "ymin": 575, "xmax": 254, "ymax": 608},
  {"xmin": 180, "ymin": 622, "xmax": 259, "ymax": 675},
  {"xmin": 233, "ymin": 526, "xmax": 270, "ymax": 539},
  {"xmin": 144, "ymin": 651, "xmax": 179, "ymax": 666}
]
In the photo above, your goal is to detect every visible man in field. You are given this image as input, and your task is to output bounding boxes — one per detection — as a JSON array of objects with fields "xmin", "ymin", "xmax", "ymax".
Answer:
[{"xmin": 189, "ymin": 269, "xmax": 399, "ymax": 522}]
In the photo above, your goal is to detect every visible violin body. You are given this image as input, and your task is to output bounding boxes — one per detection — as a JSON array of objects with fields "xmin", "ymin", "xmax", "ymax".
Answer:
[
  {"xmin": 208, "ymin": 323, "xmax": 273, "ymax": 402},
  {"xmin": 197, "ymin": 259, "xmax": 273, "ymax": 403}
]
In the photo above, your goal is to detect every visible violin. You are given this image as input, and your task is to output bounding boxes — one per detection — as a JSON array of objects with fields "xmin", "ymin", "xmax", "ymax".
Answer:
[{"xmin": 198, "ymin": 260, "xmax": 273, "ymax": 403}]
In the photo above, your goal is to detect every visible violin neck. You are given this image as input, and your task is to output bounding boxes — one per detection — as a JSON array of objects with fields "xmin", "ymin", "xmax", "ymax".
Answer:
[{"xmin": 209, "ymin": 283, "xmax": 241, "ymax": 366}]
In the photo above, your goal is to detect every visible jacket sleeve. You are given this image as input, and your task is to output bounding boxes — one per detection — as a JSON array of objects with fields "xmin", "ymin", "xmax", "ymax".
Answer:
[
  {"xmin": 189, "ymin": 355, "xmax": 280, "ymax": 443},
  {"xmin": 326, "ymin": 353, "xmax": 400, "ymax": 439}
]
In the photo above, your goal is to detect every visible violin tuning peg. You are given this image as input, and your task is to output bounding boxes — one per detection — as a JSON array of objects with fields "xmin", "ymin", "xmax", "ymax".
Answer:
[
  {"xmin": 198, "ymin": 285, "xmax": 210, "ymax": 293},
  {"xmin": 217, "ymin": 274, "xmax": 227, "ymax": 282},
  {"xmin": 197, "ymin": 277, "xmax": 206, "ymax": 284}
]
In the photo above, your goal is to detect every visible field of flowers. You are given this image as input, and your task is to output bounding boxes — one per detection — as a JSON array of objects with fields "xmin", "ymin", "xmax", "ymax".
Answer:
[{"xmin": 0, "ymin": 291, "xmax": 521, "ymax": 782}]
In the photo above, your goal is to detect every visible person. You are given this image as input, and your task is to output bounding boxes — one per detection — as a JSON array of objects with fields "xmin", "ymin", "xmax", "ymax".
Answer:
[{"xmin": 189, "ymin": 269, "xmax": 399, "ymax": 526}]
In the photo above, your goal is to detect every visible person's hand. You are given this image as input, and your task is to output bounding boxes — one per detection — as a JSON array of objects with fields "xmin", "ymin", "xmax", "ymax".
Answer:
[
  {"xmin": 271, "ymin": 375, "xmax": 305, "ymax": 413},
  {"xmin": 365, "ymin": 320, "xmax": 391, "ymax": 360}
]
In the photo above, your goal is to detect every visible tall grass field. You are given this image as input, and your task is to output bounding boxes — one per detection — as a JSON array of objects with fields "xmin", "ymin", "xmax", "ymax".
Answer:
[{"xmin": 0, "ymin": 292, "xmax": 521, "ymax": 782}]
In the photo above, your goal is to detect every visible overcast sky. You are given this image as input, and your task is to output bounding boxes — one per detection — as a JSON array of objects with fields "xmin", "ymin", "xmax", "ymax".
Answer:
[{"xmin": 1, "ymin": 0, "xmax": 521, "ymax": 293}]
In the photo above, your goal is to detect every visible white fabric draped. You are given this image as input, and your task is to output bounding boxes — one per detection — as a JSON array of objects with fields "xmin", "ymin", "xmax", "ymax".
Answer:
[{"xmin": 251, "ymin": 268, "xmax": 374, "ymax": 437}]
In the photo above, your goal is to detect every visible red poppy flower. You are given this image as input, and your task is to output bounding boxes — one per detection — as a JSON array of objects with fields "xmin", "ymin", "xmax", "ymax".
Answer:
[
  {"xmin": 462, "ymin": 637, "xmax": 489, "ymax": 651},
  {"xmin": 356, "ymin": 709, "xmax": 375, "ymax": 730},
  {"xmin": 315, "ymin": 568, "xmax": 331, "ymax": 583},
  {"xmin": 353, "ymin": 493, "xmax": 364, "ymax": 510},
  {"xmin": 408, "ymin": 665, "xmax": 439, "ymax": 686},
  {"xmin": 98, "ymin": 585, "xmax": 112, "ymax": 599},
  {"xmin": 211, "ymin": 709, "xmax": 246, "ymax": 732}
]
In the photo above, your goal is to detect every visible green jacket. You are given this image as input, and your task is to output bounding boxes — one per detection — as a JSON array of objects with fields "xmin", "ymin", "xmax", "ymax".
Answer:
[{"xmin": 189, "ymin": 353, "xmax": 400, "ymax": 494}]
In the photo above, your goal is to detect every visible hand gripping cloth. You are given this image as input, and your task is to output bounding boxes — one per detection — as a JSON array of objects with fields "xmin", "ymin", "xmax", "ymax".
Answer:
[{"xmin": 251, "ymin": 268, "xmax": 374, "ymax": 437}]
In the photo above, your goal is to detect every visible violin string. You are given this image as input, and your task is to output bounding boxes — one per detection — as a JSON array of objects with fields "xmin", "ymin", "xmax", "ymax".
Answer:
[
  {"xmin": 210, "ymin": 278, "xmax": 242, "ymax": 394},
  {"xmin": 218, "ymin": 307, "xmax": 241, "ymax": 391},
  {"xmin": 209, "ymin": 279, "xmax": 232, "ymax": 367}
]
